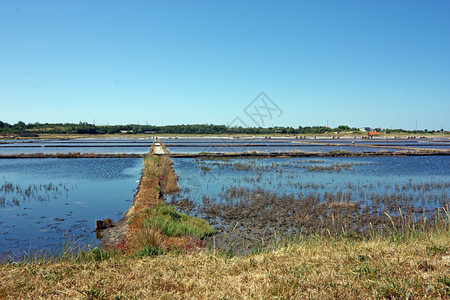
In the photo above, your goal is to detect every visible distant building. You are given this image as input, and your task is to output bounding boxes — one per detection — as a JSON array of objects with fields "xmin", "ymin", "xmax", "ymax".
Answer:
[
  {"xmin": 273, "ymin": 127, "xmax": 283, "ymax": 134},
  {"xmin": 359, "ymin": 127, "xmax": 372, "ymax": 132}
]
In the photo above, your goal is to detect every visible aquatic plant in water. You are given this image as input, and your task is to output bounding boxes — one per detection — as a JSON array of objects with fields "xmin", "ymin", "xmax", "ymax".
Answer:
[{"xmin": 0, "ymin": 181, "xmax": 71, "ymax": 207}]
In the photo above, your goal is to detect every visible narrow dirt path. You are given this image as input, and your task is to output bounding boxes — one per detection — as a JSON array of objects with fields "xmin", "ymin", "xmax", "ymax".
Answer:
[
  {"xmin": 152, "ymin": 142, "xmax": 166, "ymax": 154},
  {"xmin": 100, "ymin": 142, "xmax": 174, "ymax": 250}
]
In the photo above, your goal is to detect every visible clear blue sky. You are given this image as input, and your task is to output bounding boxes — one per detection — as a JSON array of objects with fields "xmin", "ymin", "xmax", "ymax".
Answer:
[{"xmin": 1, "ymin": 0, "xmax": 449, "ymax": 130}]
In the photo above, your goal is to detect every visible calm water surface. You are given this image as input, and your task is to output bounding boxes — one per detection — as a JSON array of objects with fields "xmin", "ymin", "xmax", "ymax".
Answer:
[{"xmin": 0, "ymin": 158, "xmax": 142, "ymax": 258}]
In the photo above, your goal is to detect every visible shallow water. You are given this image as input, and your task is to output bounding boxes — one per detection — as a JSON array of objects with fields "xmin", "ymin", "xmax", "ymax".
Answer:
[
  {"xmin": 0, "ymin": 158, "xmax": 142, "ymax": 258},
  {"xmin": 0, "ymin": 145, "xmax": 150, "ymax": 155},
  {"xmin": 166, "ymin": 155, "xmax": 450, "ymax": 253},
  {"xmin": 170, "ymin": 156, "xmax": 450, "ymax": 216},
  {"xmin": 0, "ymin": 138, "xmax": 154, "ymax": 155}
]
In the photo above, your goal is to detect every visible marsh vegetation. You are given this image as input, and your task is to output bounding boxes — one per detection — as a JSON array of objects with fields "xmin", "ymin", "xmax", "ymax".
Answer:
[
  {"xmin": 0, "ymin": 182, "xmax": 71, "ymax": 207},
  {"xmin": 170, "ymin": 156, "xmax": 449, "ymax": 254}
]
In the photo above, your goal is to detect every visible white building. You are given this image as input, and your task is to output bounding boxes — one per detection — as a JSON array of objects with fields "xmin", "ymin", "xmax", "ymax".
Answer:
[{"xmin": 359, "ymin": 127, "xmax": 372, "ymax": 132}]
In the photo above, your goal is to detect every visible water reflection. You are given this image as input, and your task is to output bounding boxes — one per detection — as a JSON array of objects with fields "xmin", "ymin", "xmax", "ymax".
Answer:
[{"xmin": 0, "ymin": 158, "xmax": 142, "ymax": 258}]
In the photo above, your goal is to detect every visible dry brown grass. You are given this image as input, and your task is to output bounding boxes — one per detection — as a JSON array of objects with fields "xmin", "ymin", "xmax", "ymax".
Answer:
[
  {"xmin": 124, "ymin": 154, "xmax": 166, "ymax": 219},
  {"xmin": 1, "ymin": 229, "xmax": 449, "ymax": 299},
  {"xmin": 126, "ymin": 227, "xmax": 166, "ymax": 253},
  {"xmin": 329, "ymin": 201, "xmax": 358, "ymax": 209},
  {"xmin": 159, "ymin": 156, "xmax": 180, "ymax": 194}
]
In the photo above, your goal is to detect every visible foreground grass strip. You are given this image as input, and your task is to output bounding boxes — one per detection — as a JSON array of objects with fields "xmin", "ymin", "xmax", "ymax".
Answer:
[{"xmin": 1, "ymin": 226, "xmax": 449, "ymax": 299}]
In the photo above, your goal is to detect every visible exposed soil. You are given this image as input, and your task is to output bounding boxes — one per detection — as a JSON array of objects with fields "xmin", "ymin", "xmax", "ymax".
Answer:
[{"xmin": 99, "ymin": 217, "xmax": 129, "ymax": 249}]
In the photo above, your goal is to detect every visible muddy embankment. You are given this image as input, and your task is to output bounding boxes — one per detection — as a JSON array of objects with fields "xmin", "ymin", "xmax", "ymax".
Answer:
[{"xmin": 99, "ymin": 144, "xmax": 181, "ymax": 251}]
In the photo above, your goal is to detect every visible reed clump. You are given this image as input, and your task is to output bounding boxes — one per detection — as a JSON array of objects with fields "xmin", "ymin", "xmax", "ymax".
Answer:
[
  {"xmin": 0, "ymin": 181, "xmax": 70, "ymax": 207},
  {"xmin": 125, "ymin": 226, "xmax": 165, "ymax": 254}
]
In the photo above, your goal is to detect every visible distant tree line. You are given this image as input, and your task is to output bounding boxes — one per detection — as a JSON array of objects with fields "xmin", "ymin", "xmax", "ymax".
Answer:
[{"xmin": 0, "ymin": 121, "xmax": 442, "ymax": 135}]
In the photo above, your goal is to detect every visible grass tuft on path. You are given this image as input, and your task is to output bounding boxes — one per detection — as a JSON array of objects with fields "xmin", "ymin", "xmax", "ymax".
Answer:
[{"xmin": 141, "ymin": 202, "xmax": 215, "ymax": 238}]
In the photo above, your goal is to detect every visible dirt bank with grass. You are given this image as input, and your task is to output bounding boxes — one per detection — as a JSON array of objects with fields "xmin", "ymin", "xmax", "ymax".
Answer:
[{"xmin": 100, "ymin": 145, "xmax": 214, "ymax": 254}]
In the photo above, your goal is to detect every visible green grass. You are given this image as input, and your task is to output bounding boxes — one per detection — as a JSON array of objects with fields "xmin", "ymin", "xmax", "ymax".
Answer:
[
  {"xmin": 75, "ymin": 247, "xmax": 117, "ymax": 263},
  {"xmin": 135, "ymin": 245, "xmax": 165, "ymax": 257},
  {"xmin": 141, "ymin": 202, "xmax": 215, "ymax": 238}
]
